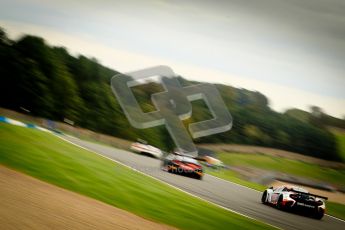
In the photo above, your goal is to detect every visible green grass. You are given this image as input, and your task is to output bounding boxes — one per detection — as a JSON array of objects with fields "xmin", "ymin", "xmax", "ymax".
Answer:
[
  {"xmin": 0, "ymin": 123, "xmax": 274, "ymax": 230},
  {"xmin": 216, "ymin": 152, "xmax": 345, "ymax": 187},
  {"xmin": 326, "ymin": 201, "xmax": 345, "ymax": 220},
  {"xmin": 333, "ymin": 131, "xmax": 345, "ymax": 162}
]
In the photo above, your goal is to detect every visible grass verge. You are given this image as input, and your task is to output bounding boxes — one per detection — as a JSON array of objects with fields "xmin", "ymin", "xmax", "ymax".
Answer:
[
  {"xmin": 326, "ymin": 201, "xmax": 345, "ymax": 220},
  {"xmin": 217, "ymin": 152, "xmax": 345, "ymax": 187},
  {"xmin": 333, "ymin": 130, "xmax": 345, "ymax": 162},
  {"xmin": 0, "ymin": 123, "xmax": 274, "ymax": 230}
]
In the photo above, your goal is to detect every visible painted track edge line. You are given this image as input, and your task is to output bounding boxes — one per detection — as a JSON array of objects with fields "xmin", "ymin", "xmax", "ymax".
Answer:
[
  {"xmin": 206, "ymin": 174, "xmax": 260, "ymax": 193},
  {"xmin": 54, "ymin": 134, "xmax": 281, "ymax": 230}
]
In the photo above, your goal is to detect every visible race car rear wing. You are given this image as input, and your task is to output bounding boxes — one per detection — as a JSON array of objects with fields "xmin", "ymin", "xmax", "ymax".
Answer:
[{"xmin": 290, "ymin": 189, "xmax": 328, "ymax": 200}]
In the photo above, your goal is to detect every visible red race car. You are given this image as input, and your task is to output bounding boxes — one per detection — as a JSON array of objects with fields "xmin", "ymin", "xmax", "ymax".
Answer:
[{"xmin": 162, "ymin": 153, "xmax": 204, "ymax": 180}]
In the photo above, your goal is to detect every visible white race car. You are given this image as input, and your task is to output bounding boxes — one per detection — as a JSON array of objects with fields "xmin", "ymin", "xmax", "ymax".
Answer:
[
  {"xmin": 261, "ymin": 185, "xmax": 327, "ymax": 219},
  {"xmin": 130, "ymin": 141, "xmax": 163, "ymax": 159}
]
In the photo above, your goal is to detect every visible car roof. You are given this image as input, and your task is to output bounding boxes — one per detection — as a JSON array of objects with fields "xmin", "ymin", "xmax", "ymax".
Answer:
[
  {"xmin": 280, "ymin": 185, "xmax": 309, "ymax": 193},
  {"xmin": 174, "ymin": 155, "xmax": 200, "ymax": 165},
  {"xmin": 290, "ymin": 186, "xmax": 309, "ymax": 193}
]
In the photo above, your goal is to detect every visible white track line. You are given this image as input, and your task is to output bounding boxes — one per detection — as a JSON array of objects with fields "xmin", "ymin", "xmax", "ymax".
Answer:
[
  {"xmin": 207, "ymin": 174, "xmax": 260, "ymax": 192},
  {"xmin": 3, "ymin": 119, "xmax": 344, "ymax": 223},
  {"xmin": 54, "ymin": 134, "xmax": 281, "ymax": 229},
  {"xmin": 325, "ymin": 215, "xmax": 345, "ymax": 223}
]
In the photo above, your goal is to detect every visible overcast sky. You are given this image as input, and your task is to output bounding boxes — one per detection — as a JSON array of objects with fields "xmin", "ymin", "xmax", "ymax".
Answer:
[{"xmin": 1, "ymin": 0, "xmax": 344, "ymax": 118}]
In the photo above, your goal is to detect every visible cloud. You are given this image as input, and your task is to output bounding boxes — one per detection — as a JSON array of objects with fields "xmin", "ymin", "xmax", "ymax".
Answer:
[
  {"xmin": 1, "ymin": 0, "xmax": 345, "ymax": 117},
  {"xmin": 2, "ymin": 20, "xmax": 344, "ymax": 118}
]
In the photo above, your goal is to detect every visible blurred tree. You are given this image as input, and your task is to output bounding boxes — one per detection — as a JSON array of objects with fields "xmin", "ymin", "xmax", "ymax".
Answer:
[{"xmin": 0, "ymin": 29, "xmax": 341, "ymax": 161}]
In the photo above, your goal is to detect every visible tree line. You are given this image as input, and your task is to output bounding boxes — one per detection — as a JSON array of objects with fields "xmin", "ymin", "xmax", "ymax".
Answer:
[{"xmin": 0, "ymin": 27, "xmax": 343, "ymax": 161}]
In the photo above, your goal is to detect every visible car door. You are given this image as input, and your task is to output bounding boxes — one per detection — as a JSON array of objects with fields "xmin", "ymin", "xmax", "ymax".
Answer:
[{"xmin": 271, "ymin": 187, "xmax": 282, "ymax": 204}]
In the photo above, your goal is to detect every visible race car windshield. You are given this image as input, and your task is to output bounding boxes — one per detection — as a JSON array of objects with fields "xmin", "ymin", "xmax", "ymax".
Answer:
[
  {"xmin": 291, "ymin": 187, "xmax": 308, "ymax": 193},
  {"xmin": 177, "ymin": 156, "xmax": 200, "ymax": 165},
  {"xmin": 182, "ymin": 160, "xmax": 200, "ymax": 166}
]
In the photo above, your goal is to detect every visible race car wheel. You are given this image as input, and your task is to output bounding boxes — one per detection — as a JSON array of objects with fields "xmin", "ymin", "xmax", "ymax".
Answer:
[
  {"xmin": 276, "ymin": 196, "xmax": 284, "ymax": 210},
  {"xmin": 194, "ymin": 174, "xmax": 203, "ymax": 180},
  {"xmin": 313, "ymin": 208, "xmax": 324, "ymax": 220},
  {"xmin": 261, "ymin": 191, "xmax": 268, "ymax": 204},
  {"xmin": 161, "ymin": 160, "xmax": 172, "ymax": 172}
]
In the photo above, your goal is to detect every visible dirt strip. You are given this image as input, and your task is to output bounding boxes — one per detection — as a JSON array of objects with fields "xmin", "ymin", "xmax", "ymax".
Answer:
[{"xmin": 0, "ymin": 165, "xmax": 175, "ymax": 230}]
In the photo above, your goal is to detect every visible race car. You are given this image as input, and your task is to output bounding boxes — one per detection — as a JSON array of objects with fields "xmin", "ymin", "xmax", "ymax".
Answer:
[
  {"xmin": 199, "ymin": 156, "xmax": 225, "ymax": 168},
  {"xmin": 162, "ymin": 153, "xmax": 204, "ymax": 180},
  {"xmin": 130, "ymin": 140, "xmax": 163, "ymax": 159},
  {"xmin": 261, "ymin": 185, "xmax": 328, "ymax": 219}
]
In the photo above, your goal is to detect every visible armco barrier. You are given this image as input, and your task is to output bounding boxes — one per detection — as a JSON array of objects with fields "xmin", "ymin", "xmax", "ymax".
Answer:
[{"xmin": 0, "ymin": 116, "xmax": 52, "ymax": 133}]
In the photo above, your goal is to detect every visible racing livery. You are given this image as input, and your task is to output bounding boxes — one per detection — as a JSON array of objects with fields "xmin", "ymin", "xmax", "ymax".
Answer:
[
  {"xmin": 130, "ymin": 141, "xmax": 163, "ymax": 159},
  {"xmin": 162, "ymin": 153, "xmax": 204, "ymax": 180},
  {"xmin": 261, "ymin": 185, "xmax": 327, "ymax": 219},
  {"xmin": 199, "ymin": 156, "xmax": 225, "ymax": 168}
]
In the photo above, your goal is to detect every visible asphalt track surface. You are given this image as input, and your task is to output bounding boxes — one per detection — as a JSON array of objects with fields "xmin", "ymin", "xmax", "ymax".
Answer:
[{"xmin": 62, "ymin": 136, "xmax": 345, "ymax": 230}]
